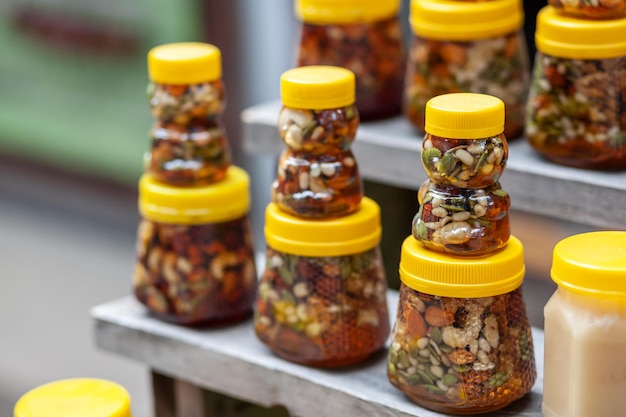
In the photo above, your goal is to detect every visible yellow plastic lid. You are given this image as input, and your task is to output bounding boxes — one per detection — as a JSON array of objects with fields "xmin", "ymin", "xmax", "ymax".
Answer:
[
  {"xmin": 425, "ymin": 93, "xmax": 505, "ymax": 139},
  {"xmin": 295, "ymin": 0, "xmax": 400, "ymax": 24},
  {"xmin": 139, "ymin": 166, "xmax": 250, "ymax": 225},
  {"xmin": 551, "ymin": 231, "xmax": 626, "ymax": 301},
  {"xmin": 14, "ymin": 378, "xmax": 131, "ymax": 417},
  {"xmin": 148, "ymin": 42, "xmax": 221, "ymax": 84},
  {"xmin": 265, "ymin": 197, "xmax": 381, "ymax": 257},
  {"xmin": 281, "ymin": 66, "xmax": 355, "ymax": 110},
  {"xmin": 409, "ymin": 0, "xmax": 524, "ymax": 40},
  {"xmin": 535, "ymin": 6, "xmax": 626, "ymax": 59},
  {"xmin": 400, "ymin": 235, "xmax": 525, "ymax": 298}
]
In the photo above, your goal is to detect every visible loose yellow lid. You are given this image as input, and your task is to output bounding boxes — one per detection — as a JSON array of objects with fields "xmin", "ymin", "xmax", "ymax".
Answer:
[
  {"xmin": 265, "ymin": 197, "xmax": 381, "ymax": 257},
  {"xmin": 295, "ymin": 0, "xmax": 400, "ymax": 24},
  {"xmin": 281, "ymin": 66, "xmax": 355, "ymax": 110},
  {"xmin": 139, "ymin": 166, "xmax": 250, "ymax": 225},
  {"xmin": 148, "ymin": 42, "xmax": 221, "ymax": 84},
  {"xmin": 14, "ymin": 378, "xmax": 131, "ymax": 417},
  {"xmin": 425, "ymin": 93, "xmax": 505, "ymax": 139},
  {"xmin": 409, "ymin": 0, "xmax": 523, "ymax": 40},
  {"xmin": 535, "ymin": 6, "xmax": 626, "ymax": 59},
  {"xmin": 400, "ymin": 235, "xmax": 525, "ymax": 298},
  {"xmin": 551, "ymin": 231, "xmax": 626, "ymax": 301}
]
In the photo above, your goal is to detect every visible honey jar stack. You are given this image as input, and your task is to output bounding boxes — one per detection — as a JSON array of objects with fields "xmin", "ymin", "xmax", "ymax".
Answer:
[
  {"xmin": 253, "ymin": 66, "xmax": 391, "ymax": 367},
  {"xmin": 131, "ymin": 43, "xmax": 258, "ymax": 326},
  {"xmin": 387, "ymin": 93, "xmax": 537, "ymax": 414}
]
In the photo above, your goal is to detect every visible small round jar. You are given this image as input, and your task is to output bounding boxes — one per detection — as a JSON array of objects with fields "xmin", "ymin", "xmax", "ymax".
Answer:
[
  {"xmin": 294, "ymin": 0, "xmax": 405, "ymax": 121},
  {"xmin": 254, "ymin": 197, "xmax": 390, "ymax": 367},
  {"xmin": 412, "ymin": 180, "xmax": 510, "ymax": 255},
  {"xmin": 543, "ymin": 231, "xmax": 626, "ymax": 417},
  {"xmin": 405, "ymin": 0, "xmax": 530, "ymax": 139},
  {"xmin": 14, "ymin": 378, "xmax": 131, "ymax": 417},
  {"xmin": 388, "ymin": 236, "xmax": 536, "ymax": 414},
  {"xmin": 548, "ymin": 0, "xmax": 626, "ymax": 19},
  {"xmin": 525, "ymin": 6, "xmax": 626, "ymax": 170},
  {"xmin": 273, "ymin": 66, "xmax": 363, "ymax": 218},
  {"xmin": 133, "ymin": 166, "xmax": 257, "ymax": 326},
  {"xmin": 421, "ymin": 93, "xmax": 508, "ymax": 188},
  {"xmin": 146, "ymin": 42, "xmax": 231, "ymax": 185}
]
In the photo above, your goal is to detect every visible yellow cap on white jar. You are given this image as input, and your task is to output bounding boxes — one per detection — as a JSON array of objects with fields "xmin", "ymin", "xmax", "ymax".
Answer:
[
  {"xmin": 295, "ymin": 0, "xmax": 400, "ymax": 24},
  {"xmin": 425, "ymin": 93, "xmax": 505, "ymax": 139},
  {"xmin": 551, "ymin": 231, "xmax": 626, "ymax": 302},
  {"xmin": 410, "ymin": 0, "xmax": 524, "ymax": 40},
  {"xmin": 139, "ymin": 166, "xmax": 250, "ymax": 225},
  {"xmin": 281, "ymin": 66, "xmax": 356, "ymax": 110},
  {"xmin": 148, "ymin": 42, "xmax": 222, "ymax": 84},
  {"xmin": 14, "ymin": 378, "xmax": 131, "ymax": 417},
  {"xmin": 400, "ymin": 235, "xmax": 525, "ymax": 298},
  {"xmin": 265, "ymin": 197, "xmax": 381, "ymax": 257},
  {"xmin": 535, "ymin": 6, "xmax": 626, "ymax": 59}
]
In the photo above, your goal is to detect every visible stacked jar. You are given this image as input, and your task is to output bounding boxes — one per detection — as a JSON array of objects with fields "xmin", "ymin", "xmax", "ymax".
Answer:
[
  {"xmin": 254, "ymin": 66, "xmax": 391, "ymax": 367},
  {"xmin": 387, "ymin": 93, "xmax": 537, "ymax": 414},
  {"xmin": 404, "ymin": 0, "xmax": 530, "ymax": 139},
  {"xmin": 132, "ymin": 42, "xmax": 257, "ymax": 326},
  {"xmin": 525, "ymin": 4, "xmax": 626, "ymax": 169},
  {"xmin": 294, "ymin": 0, "xmax": 405, "ymax": 121}
]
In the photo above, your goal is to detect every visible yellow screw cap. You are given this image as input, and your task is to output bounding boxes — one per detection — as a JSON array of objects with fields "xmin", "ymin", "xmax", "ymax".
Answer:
[
  {"xmin": 281, "ymin": 66, "xmax": 355, "ymax": 110},
  {"xmin": 148, "ymin": 42, "xmax": 221, "ymax": 84},
  {"xmin": 425, "ymin": 93, "xmax": 505, "ymax": 139},
  {"xmin": 536, "ymin": 6, "xmax": 626, "ymax": 60},
  {"xmin": 410, "ymin": 0, "xmax": 523, "ymax": 40},
  {"xmin": 551, "ymin": 231, "xmax": 626, "ymax": 301},
  {"xmin": 139, "ymin": 166, "xmax": 250, "ymax": 225},
  {"xmin": 295, "ymin": 0, "xmax": 400, "ymax": 24},
  {"xmin": 265, "ymin": 197, "xmax": 381, "ymax": 257},
  {"xmin": 14, "ymin": 378, "xmax": 131, "ymax": 417},
  {"xmin": 400, "ymin": 235, "xmax": 525, "ymax": 298}
]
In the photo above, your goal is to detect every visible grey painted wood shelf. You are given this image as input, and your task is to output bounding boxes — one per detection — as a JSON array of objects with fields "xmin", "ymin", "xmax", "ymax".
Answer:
[
  {"xmin": 92, "ymin": 292, "xmax": 544, "ymax": 417},
  {"xmin": 242, "ymin": 101, "xmax": 626, "ymax": 230}
]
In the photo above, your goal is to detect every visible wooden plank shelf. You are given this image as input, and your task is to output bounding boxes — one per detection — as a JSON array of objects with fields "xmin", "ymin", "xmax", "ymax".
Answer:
[
  {"xmin": 241, "ymin": 101, "xmax": 626, "ymax": 230},
  {"xmin": 91, "ymin": 292, "xmax": 544, "ymax": 417}
]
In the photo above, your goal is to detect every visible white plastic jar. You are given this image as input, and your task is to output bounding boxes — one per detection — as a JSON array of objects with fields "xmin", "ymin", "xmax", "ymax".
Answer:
[{"xmin": 543, "ymin": 231, "xmax": 626, "ymax": 417}]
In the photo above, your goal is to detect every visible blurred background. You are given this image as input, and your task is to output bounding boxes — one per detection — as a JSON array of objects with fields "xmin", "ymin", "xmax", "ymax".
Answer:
[{"xmin": 0, "ymin": 1, "xmax": 597, "ymax": 416}]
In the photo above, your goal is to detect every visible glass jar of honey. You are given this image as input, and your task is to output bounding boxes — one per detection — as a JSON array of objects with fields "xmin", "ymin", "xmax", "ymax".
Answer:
[
  {"xmin": 133, "ymin": 166, "xmax": 257, "ymax": 326},
  {"xmin": 548, "ymin": 0, "xmax": 626, "ymax": 19},
  {"xmin": 405, "ymin": 0, "xmax": 530, "ymax": 139},
  {"xmin": 146, "ymin": 42, "xmax": 231, "ymax": 185},
  {"xmin": 273, "ymin": 66, "xmax": 363, "ymax": 218},
  {"xmin": 525, "ymin": 6, "xmax": 626, "ymax": 169},
  {"xmin": 388, "ymin": 235, "xmax": 536, "ymax": 414},
  {"xmin": 254, "ymin": 197, "xmax": 390, "ymax": 367},
  {"xmin": 294, "ymin": 0, "xmax": 405, "ymax": 121},
  {"xmin": 543, "ymin": 231, "xmax": 626, "ymax": 417}
]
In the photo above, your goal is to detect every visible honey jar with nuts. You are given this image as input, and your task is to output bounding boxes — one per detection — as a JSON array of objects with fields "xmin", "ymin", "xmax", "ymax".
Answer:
[
  {"xmin": 548, "ymin": 0, "xmax": 626, "ymax": 19},
  {"xmin": 388, "ymin": 235, "xmax": 537, "ymax": 414},
  {"xmin": 294, "ymin": 0, "xmax": 405, "ymax": 121},
  {"xmin": 254, "ymin": 197, "xmax": 390, "ymax": 367},
  {"xmin": 146, "ymin": 42, "xmax": 231, "ymax": 186},
  {"xmin": 133, "ymin": 166, "xmax": 257, "ymax": 326},
  {"xmin": 404, "ymin": 0, "xmax": 530, "ymax": 139},
  {"xmin": 412, "ymin": 93, "xmax": 511, "ymax": 256},
  {"xmin": 273, "ymin": 66, "xmax": 363, "ymax": 218}
]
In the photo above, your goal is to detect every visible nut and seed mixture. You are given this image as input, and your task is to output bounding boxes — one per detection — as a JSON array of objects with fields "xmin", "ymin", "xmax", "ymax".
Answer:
[
  {"xmin": 412, "ymin": 181, "xmax": 510, "ymax": 255},
  {"xmin": 388, "ymin": 284, "xmax": 536, "ymax": 413},
  {"xmin": 133, "ymin": 217, "xmax": 257, "ymax": 325},
  {"xmin": 273, "ymin": 105, "xmax": 363, "ymax": 218},
  {"xmin": 525, "ymin": 54, "xmax": 626, "ymax": 169},
  {"xmin": 298, "ymin": 16, "xmax": 405, "ymax": 120},
  {"xmin": 405, "ymin": 33, "xmax": 529, "ymax": 139},
  {"xmin": 254, "ymin": 248, "xmax": 390, "ymax": 367},
  {"xmin": 548, "ymin": 0, "xmax": 626, "ymax": 19},
  {"xmin": 421, "ymin": 133, "xmax": 508, "ymax": 188},
  {"xmin": 147, "ymin": 81, "xmax": 231, "ymax": 185}
]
